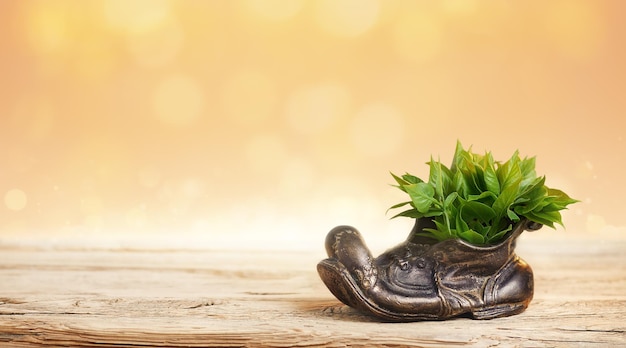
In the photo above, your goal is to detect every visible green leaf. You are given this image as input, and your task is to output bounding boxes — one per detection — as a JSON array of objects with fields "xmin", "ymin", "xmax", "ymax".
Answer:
[
  {"xmin": 493, "ymin": 181, "xmax": 520, "ymax": 216},
  {"xmin": 390, "ymin": 172, "xmax": 408, "ymax": 186},
  {"xmin": 546, "ymin": 187, "xmax": 580, "ymax": 208},
  {"xmin": 388, "ymin": 201, "xmax": 411, "ymax": 210},
  {"xmin": 402, "ymin": 173, "xmax": 423, "ymax": 185},
  {"xmin": 506, "ymin": 208, "xmax": 520, "ymax": 222},
  {"xmin": 513, "ymin": 185, "xmax": 547, "ymax": 215},
  {"xmin": 423, "ymin": 210, "xmax": 444, "ymax": 217},
  {"xmin": 459, "ymin": 230, "xmax": 485, "ymax": 244},
  {"xmin": 453, "ymin": 170, "xmax": 466, "ymax": 197},
  {"xmin": 390, "ymin": 208, "xmax": 423, "ymax": 219},
  {"xmin": 497, "ymin": 151, "xmax": 522, "ymax": 191},
  {"xmin": 519, "ymin": 156, "xmax": 537, "ymax": 185},
  {"xmin": 501, "ymin": 164, "xmax": 522, "ymax": 193},
  {"xmin": 513, "ymin": 196, "xmax": 530, "ymax": 204},
  {"xmin": 462, "ymin": 200, "xmax": 497, "ymax": 222},
  {"xmin": 405, "ymin": 182, "xmax": 437, "ymax": 213},
  {"xmin": 444, "ymin": 192, "xmax": 458, "ymax": 207},
  {"xmin": 469, "ymin": 221, "xmax": 490, "ymax": 236},
  {"xmin": 484, "ymin": 153, "xmax": 500, "ymax": 195},
  {"xmin": 387, "ymin": 201, "xmax": 411, "ymax": 217},
  {"xmin": 433, "ymin": 219, "xmax": 451, "ymax": 236},
  {"xmin": 450, "ymin": 140, "xmax": 465, "ymax": 172},
  {"xmin": 517, "ymin": 177, "xmax": 546, "ymax": 203},
  {"xmin": 525, "ymin": 210, "xmax": 562, "ymax": 228},
  {"xmin": 421, "ymin": 228, "xmax": 451, "ymax": 242},
  {"xmin": 486, "ymin": 224, "xmax": 513, "ymax": 243},
  {"xmin": 455, "ymin": 209, "xmax": 469, "ymax": 232},
  {"xmin": 467, "ymin": 191, "xmax": 497, "ymax": 203},
  {"xmin": 429, "ymin": 158, "xmax": 453, "ymax": 200}
]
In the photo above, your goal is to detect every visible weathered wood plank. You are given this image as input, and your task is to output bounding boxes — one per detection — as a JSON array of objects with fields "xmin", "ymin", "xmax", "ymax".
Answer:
[{"xmin": 0, "ymin": 239, "xmax": 625, "ymax": 347}]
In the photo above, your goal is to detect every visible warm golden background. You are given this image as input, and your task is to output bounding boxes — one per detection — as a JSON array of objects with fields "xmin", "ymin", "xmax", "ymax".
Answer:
[{"xmin": 1, "ymin": 0, "xmax": 624, "ymax": 249}]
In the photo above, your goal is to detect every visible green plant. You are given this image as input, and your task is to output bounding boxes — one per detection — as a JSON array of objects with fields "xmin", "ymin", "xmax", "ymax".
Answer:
[{"xmin": 389, "ymin": 141, "xmax": 579, "ymax": 245}]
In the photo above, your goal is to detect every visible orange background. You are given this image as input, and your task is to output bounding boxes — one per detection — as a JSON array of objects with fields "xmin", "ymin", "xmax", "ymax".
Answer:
[{"xmin": 1, "ymin": 0, "xmax": 624, "ymax": 249}]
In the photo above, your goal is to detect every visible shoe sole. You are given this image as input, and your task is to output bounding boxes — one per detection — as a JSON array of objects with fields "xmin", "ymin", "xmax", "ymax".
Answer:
[
  {"xmin": 318, "ymin": 258, "xmax": 529, "ymax": 321},
  {"xmin": 470, "ymin": 302, "xmax": 528, "ymax": 320}
]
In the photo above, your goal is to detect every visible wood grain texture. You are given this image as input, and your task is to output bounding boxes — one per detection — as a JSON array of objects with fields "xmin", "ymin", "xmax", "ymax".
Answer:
[{"xmin": 0, "ymin": 238, "xmax": 625, "ymax": 347}]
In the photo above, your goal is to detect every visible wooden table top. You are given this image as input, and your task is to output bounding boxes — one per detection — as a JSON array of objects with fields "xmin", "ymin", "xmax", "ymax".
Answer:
[{"xmin": 1, "ymin": 237, "xmax": 625, "ymax": 347}]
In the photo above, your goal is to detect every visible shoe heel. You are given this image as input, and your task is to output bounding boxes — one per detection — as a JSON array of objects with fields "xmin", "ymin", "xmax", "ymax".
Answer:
[{"xmin": 471, "ymin": 302, "xmax": 527, "ymax": 320}]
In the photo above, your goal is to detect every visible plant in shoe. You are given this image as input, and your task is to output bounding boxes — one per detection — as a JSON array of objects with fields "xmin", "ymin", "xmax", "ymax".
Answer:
[
  {"xmin": 388, "ymin": 141, "xmax": 578, "ymax": 245},
  {"xmin": 317, "ymin": 142, "xmax": 578, "ymax": 322}
]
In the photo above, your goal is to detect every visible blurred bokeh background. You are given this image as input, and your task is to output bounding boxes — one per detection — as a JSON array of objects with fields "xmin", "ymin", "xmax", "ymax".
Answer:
[{"xmin": 1, "ymin": 0, "xmax": 624, "ymax": 250}]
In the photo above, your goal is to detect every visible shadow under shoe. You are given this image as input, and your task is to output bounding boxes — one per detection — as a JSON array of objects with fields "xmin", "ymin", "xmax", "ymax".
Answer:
[{"xmin": 317, "ymin": 219, "xmax": 540, "ymax": 322}]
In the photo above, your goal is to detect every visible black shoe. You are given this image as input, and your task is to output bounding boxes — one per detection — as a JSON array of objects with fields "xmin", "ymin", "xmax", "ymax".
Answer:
[{"xmin": 317, "ymin": 218, "xmax": 540, "ymax": 321}]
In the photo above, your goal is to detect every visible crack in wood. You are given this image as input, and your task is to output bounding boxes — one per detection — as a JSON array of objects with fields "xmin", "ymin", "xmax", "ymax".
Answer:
[
  {"xmin": 557, "ymin": 327, "xmax": 626, "ymax": 334},
  {"xmin": 243, "ymin": 292, "xmax": 298, "ymax": 296},
  {"xmin": 0, "ymin": 298, "xmax": 26, "ymax": 305},
  {"xmin": 186, "ymin": 301, "xmax": 219, "ymax": 309}
]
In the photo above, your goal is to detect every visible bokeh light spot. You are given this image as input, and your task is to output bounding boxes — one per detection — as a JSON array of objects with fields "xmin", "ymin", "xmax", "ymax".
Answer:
[
  {"xmin": 281, "ymin": 157, "xmax": 314, "ymax": 193},
  {"xmin": 103, "ymin": 0, "xmax": 171, "ymax": 34},
  {"xmin": 442, "ymin": 0, "xmax": 477, "ymax": 15},
  {"xmin": 542, "ymin": 0, "xmax": 604, "ymax": 59},
  {"xmin": 392, "ymin": 11, "xmax": 443, "ymax": 62},
  {"xmin": 4, "ymin": 189, "xmax": 28, "ymax": 212},
  {"xmin": 244, "ymin": 0, "xmax": 304, "ymax": 21},
  {"xmin": 23, "ymin": 2, "xmax": 70, "ymax": 54},
  {"xmin": 575, "ymin": 160, "xmax": 595, "ymax": 180},
  {"xmin": 80, "ymin": 195, "xmax": 103, "ymax": 215},
  {"xmin": 74, "ymin": 38, "xmax": 118, "ymax": 82},
  {"xmin": 285, "ymin": 83, "xmax": 351, "ymax": 135},
  {"xmin": 153, "ymin": 74, "xmax": 205, "ymax": 127},
  {"xmin": 246, "ymin": 134, "xmax": 288, "ymax": 174},
  {"xmin": 350, "ymin": 102, "xmax": 405, "ymax": 157},
  {"xmin": 221, "ymin": 71, "xmax": 277, "ymax": 126},
  {"xmin": 84, "ymin": 214, "xmax": 104, "ymax": 231},
  {"xmin": 315, "ymin": 0, "xmax": 381, "ymax": 38},
  {"xmin": 138, "ymin": 168, "xmax": 162, "ymax": 189},
  {"xmin": 126, "ymin": 205, "xmax": 148, "ymax": 228},
  {"xmin": 586, "ymin": 214, "xmax": 607, "ymax": 234},
  {"xmin": 11, "ymin": 98, "xmax": 55, "ymax": 143},
  {"xmin": 127, "ymin": 17, "xmax": 184, "ymax": 68},
  {"xmin": 180, "ymin": 178, "xmax": 206, "ymax": 199}
]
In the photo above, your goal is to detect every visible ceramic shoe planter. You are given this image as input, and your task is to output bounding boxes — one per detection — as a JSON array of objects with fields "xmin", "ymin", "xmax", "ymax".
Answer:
[{"xmin": 317, "ymin": 218, "xmax": 543, "ymax": 321}]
